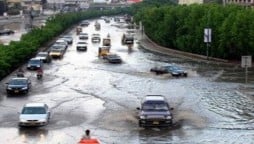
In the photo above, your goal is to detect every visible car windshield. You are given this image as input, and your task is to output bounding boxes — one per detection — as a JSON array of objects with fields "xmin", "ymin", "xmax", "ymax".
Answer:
[
  {"xmin": 142, "ymin": 102, "xmax": 169, "ymax": 111},
  {"xmin": 170, "ymin": 66, "xmax": 181, "ymax": 71},
  {"xmin": 9, "ymin": 79, "xmax": 27, "ymax": 85},
  {"xmin": 22, "ymin": 107, "xmax": 46, "ymax": 114},
  {"xmin": 51, "ymin": 49, "xmax": 61, "ymax": 52},
  {"xmin": 29, "ymin": 60, "xmax": 40, "ymax": 65}
]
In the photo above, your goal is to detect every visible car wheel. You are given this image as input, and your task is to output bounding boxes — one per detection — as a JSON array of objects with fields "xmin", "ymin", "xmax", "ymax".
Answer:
[{"xmin": 184, "ymin": 73, "xmax": 188, "ymax": 77}]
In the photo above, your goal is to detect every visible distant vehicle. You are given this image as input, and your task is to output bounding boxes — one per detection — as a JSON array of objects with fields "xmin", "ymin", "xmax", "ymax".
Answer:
[
  {"xmin": 19, "ymin": 103, "xmax": 50, "ymax": 127},
  {"xmin": 49, "ymin": 49, "xmax": 64, "ymax": 59},
  {"xmin": 94, "ymin": 21, "xmax": 101, "ymax": 30},
  {"xmin": 55, "ymin": 39, "xmax": 68, "ymax": 49},
  {"xmin": 76, "ymin": 27, "xmax": 82, "ymax": 35},
  {"xmin": 104, "ymin": 53, "xmax": 122, "ymax": 64},
  {"xmin": 60, "ymin": 35, "xmax": 73, "ymax": 44},
  {"xmin": 102, "ymin": 38, "xmax": 111, "ymax": 47},
  {"xmin": 91, "ymin": 34, "xmax": 101, "ymax": 43},
  {"xmin": 36, "ymin": 52, "xmax": 52, "ymax": 63},
  {"xmin": 80, "ymin": 21, "xmax": 90, "ymax": 27},
  {"xmin": 49, "ymin": 43, "xmax": 66, "ymax": 52},
  {"xmin": 98, "ymin": 46, "xmax": 110, "ymax": 57},
  {"xmin": 27, "ymin": 58, "xmax": 43, "ymax": 70},
  {"xmin": 79, "ymin": 32, "xmax": 89, "ymax": 40},
  {"xmin": 104, "ymin": 18, "xmax": 110, "ymax": 23},
  {"xmin": 76, "ymin": 41, "xmax": 88, "ymax": 51},
  {"xmin": 122, "ymin": 33, "xmax": 134, "ymax": 45},
  {"xmin": 150, "ymin": 65, "xmax": 188, "ymax": 77},
  {"xmin": 137, "ymin": 95, "xmax": 174, "ymax": 127},
  {"xmin": 6, "ymin": 77, "xmax": 31, "ymax": 95},
  {"xmin": 0, "ymin": 29, "xmax": 15, "ymax": 35}
]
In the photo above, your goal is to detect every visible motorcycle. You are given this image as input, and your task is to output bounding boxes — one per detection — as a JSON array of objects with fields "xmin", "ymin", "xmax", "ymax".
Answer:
[
  {"xmin": 36, "ymin": 71, "xmax": 43, "ymax": 80},
  {"xmin": 17, "ymin": 72, "xmax": 24, "ymax": 77}
]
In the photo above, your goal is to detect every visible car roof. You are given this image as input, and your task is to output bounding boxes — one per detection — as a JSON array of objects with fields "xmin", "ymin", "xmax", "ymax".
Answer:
[
  {"xmin": 143, "ymin": 95, "xmax": 166, "ymax": 102},
  {"xmin": 30, "ymin": 57, "xmax": 41, "ymax": 60},
  {"xmin": 24, "ymin": 103, "xmax": 47, "ymax": 107},
  {"xmin": 11, "ymin": 77, "xmax": 28, "ymax": 80}
]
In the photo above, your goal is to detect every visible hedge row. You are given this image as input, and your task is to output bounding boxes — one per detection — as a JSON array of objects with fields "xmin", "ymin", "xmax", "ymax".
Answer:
[
  {"xmin": 133, "ymin": 4, "xmax": 254, "ymax": 60},
  {"xmin": 0, "ymin": 8, "xmax": 130, "ymax": 80}
]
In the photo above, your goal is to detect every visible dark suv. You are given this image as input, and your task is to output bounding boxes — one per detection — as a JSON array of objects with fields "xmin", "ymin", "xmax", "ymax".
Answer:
[{"xmin": 137, "ymin": 95, "xmax": 174, "ymax": 127}]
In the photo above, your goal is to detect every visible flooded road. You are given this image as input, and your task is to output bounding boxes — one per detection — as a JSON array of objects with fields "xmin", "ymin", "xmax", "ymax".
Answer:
[{"xmin": 0, "ymin": 17, "xmax": 253, "ymax": 144}]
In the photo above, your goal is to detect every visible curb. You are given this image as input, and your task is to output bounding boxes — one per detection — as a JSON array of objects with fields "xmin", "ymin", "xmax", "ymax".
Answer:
[{"xmin": 137, "ymin": 31, "xmax": 239, "ymax": 67}]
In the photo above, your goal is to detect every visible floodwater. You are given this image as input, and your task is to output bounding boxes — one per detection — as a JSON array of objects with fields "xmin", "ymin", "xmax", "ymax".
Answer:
[{"xmin": 0, "ymin": 16, "xmax": 253, "ymax": 144}]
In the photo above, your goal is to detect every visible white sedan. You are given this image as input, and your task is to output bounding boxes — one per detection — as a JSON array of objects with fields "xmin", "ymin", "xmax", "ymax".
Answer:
[{"xmin": 19, "ymin": 103, "xmax": 51, "ymax": 127}]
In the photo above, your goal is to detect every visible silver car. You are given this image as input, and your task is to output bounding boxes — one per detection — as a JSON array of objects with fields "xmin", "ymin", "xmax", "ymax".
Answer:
[{"xmin": 19, "ymin": 103, "xmax": 50, "ymax": 127}]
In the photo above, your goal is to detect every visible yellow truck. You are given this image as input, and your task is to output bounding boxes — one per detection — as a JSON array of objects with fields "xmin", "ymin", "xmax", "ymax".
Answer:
[{"xmin": 98, "ymin": 46, "xmax": 110, "ymax": 57}]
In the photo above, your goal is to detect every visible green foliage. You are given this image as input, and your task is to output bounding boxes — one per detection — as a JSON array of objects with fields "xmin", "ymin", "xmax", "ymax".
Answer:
[
  {"xmin": 134, "ymin": 3, "xmax": 254, "ymax": 60},
  {"xmin": 0, "ymin": 8, "xmax": 126, "ymax": 79}
]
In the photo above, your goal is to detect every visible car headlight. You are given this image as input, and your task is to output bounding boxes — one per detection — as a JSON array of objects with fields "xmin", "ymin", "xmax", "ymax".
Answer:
[
  {"xmin": 19, "ymin": 119, "xmax": 27, "ymax": 122},
  {"xmin": 38, "ymin": 119, "xmax": 47, "ymax": 122},
  {"xmin": 21, "ymin": 87, "xmax": 28, "ymax": 90},
  {"xmin": 7, "ymin": 87, "xmax": 12, "ymax": 90},
  {"xmin": 165, "ymin": 115, "xmax": 172, "ymax": 119},
  {"xmin": 140, "ymin": 115, "xmax": 146, "ymax": 119}
]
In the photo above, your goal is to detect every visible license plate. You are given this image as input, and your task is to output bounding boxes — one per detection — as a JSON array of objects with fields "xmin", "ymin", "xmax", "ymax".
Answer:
[
  {"xmin": 14, "ymin": 90, "xmax": 19, "ymax": 93},
  {"xmin": 153, "ymin": 121, "xmax": 159, "ymax": 124}
]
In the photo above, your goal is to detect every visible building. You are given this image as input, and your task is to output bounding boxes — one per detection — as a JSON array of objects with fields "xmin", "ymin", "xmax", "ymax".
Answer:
[
  {"xmin": 178, "ymin": 0, "xmax": 203, "ymax": 4},
  {"xmin": 224, "ymin": 0, "xmax": 254, "ymax": 6}
]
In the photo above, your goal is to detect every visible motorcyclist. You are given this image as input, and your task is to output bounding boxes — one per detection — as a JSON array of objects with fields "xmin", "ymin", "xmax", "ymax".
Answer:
[
  {"xmin": 36, "ymin": 68, "xmax": 43, "ymax": 79},
  {"xmin": 17, "ymin": 68, "xmax": 24, "ymax": 77}
]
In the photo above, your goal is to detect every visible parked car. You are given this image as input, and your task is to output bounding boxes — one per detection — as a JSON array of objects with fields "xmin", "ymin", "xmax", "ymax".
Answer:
[
  {"xmin": 36, "ymin": 52, "xmax": 52, "ymax": 63},
  {"xmin": 19, "ymin": 103, "xmax": 50, "ymax": 127},
  {"xmin": 49, "ymin": 49, "xmax": 64, "ymax": 59},
  {"xmin": 6, "ymin": 77, "xmax": 31, "ymax": 95},
  {"xmin": 76, "ymin": 41, "xmax": 88, "ymax": 51},
  {"xmin": 150, "ymin": 65, "xmax": 188, "ymax": 77},
  {"xmin": 0, "ymin": 29, "xmax": 15, "ymax": 35},
  {"xmin": 137, "ymin": 95, "xmax": 174, "ymax": 128},
  {"xmin": 104, "ymin": 53, "xmax": 122, "ymax": 64},
  {"xmin": 27, "ymin": 58, "xmax": 43, "ymax": 70},
  {"xmin": 91, "ymin": 34, "xmax": 101, "ymax": 43},
  {"xmin": 79, "ymin": 32, "xmax": 89, "ymax": 40},
  {"xmin": 60, "ymin": 35, "xmax": 73, "ymax": 44}
]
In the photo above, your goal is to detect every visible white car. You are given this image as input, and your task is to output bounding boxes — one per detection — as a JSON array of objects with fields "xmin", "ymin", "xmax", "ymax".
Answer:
[
  {"xmin": 76, "ymin": 41, "xmax": 88, "ymax": 51},
  {"xmin": 19, "ymin": 103, "xmax": 51, "ymax": 127}
]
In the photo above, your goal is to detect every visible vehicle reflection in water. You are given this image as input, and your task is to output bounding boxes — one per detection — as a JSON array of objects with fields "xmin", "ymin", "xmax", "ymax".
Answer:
[
  {"xmin": 138, "ymin": 128, "xmax": 173, "ymax": 144},
  {"xmin": 18, "ymin": 127, "xmax": 48, "ymax": 143}
]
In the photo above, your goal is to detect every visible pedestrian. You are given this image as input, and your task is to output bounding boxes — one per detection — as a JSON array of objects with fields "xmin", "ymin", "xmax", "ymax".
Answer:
[{"xmin": 82, "ymin": 129, "xmax": 91, "ymax": 139}]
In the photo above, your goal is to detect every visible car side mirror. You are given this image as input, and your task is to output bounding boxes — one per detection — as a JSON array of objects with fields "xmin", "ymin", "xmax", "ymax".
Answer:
[
  {"xmin": 170, "ymin": 108, "xmax": 174, "ymax": 110},
  {"xmin": 136, "ymin": 107, "xmax": 140, "ymax": 110},
  {"xmin": 5, "ymin": 82, "xmax": 8, "ymax": 84}
]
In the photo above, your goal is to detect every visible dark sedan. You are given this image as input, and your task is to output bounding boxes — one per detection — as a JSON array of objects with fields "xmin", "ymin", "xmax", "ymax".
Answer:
[
  {"xmin": 105, "ymin": 54, "xmax": 122, "ymax": 64},
  {"xmin": 150, "ymin": 65, "xmax": 188, "ymax": 77},
  {"xmin": 6, "ymin": 77, "xmax": 31, "ymax": 95}
]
